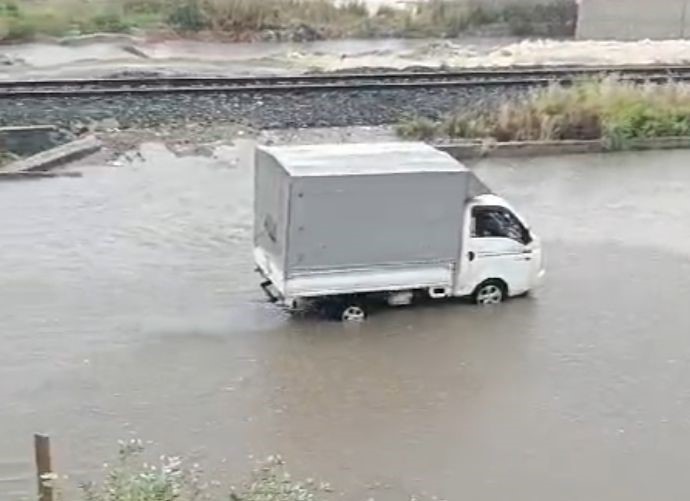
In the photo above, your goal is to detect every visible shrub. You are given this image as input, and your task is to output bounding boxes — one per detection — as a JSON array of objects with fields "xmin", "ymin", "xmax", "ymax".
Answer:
[
  {"xmin": 231, "ymin": 457, "xmax": 330, "ymax": 501},
  {"xmin": 339, "ymin": 0, "xmax": 368, "ymax": 18},
  {"xmin": 442, "ymin": 112, "xmax": 488, "ymax": 138},
  {"xmin": 0, "ymin": 150, "xmax": 18, "ymax": 167},
  {"xmin": 503, "ymin": 0, "xmax": 578, "ymax": 37},
  {"xmin": 395, "ymin": 79, "xmax": 690, "ymax": 145},
  {"xmin": 0, "ymin": 0, "xmax": 579, "ymax": 41},
  {"xmin": 6, "ymin": 11, "xmax": 70, "ymax": 39},
  {"xmin": 78, "ymin": 441, "xmax": 329, "ymax": 501},
  {"xmin": 408, "ymin": 0, "xmax": 490, "ymax": 37},
  {"xmin": 375, "ymin": 4, "xmax": 397, "ymax": 18},
  {"xmin": 121, "ymin": 0, "xmax": 167, "ymax": 14},
  {"xmin": 79, "ymin": 440, "xmax": 204, "ymax": 501},
  {"xmin": 395, "ymin": 116, "xmax": 440, "ymax": 140},
  {"xmin": 88, "ymin": 12, "xmax": 132, "ymax": 33},
  {"xmin": 167, "ymin": 0, "xmax": 207, "ymax": 31}
]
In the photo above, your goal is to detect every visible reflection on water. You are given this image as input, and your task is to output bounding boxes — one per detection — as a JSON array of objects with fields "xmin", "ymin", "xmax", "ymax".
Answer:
[{"xmin": 2, "ymin": 147, "xmax": 690, "ymax": 499}]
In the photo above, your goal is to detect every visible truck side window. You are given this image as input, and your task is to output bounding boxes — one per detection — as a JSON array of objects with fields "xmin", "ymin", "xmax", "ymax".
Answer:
[{"xmin": 472, "ymin": 207, "xmax": 529, "ymax": 244}]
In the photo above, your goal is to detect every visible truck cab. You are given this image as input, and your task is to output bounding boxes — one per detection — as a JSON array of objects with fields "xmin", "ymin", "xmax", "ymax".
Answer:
[{"xmin": 454, "ymin": 194, "xmax": 545, "ymax": 304}]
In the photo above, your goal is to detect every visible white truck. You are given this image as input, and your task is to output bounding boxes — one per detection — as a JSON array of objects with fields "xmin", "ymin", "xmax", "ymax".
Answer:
[{"xmin": 253, "ymin": 142, "xmax": 545, "ymax": 321}]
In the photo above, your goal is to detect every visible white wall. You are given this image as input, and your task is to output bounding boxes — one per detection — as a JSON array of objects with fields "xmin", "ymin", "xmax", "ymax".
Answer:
[{"xmin": 577, "ymin": 0, "xmax": 690, "ymax": 40}]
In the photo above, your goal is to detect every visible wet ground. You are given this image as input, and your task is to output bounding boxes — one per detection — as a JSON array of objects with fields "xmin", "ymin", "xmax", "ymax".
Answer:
[
  {"xmin": 2, "ymin": 145, "xmax": 690, "ymax": 499},
  {"xmin": 0, "ymin": 38, "xmax": 517, "ymax": 80},
  {"xmin": 6, "ymin": 36, "xmax": 690, "ymax": 82}
]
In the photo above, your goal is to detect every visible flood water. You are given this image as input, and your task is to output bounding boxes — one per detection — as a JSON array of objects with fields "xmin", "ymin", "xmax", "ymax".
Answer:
[
  {"xmin": 2, "ymin": 146, "xmax": 690, "ymax": 499},
  {"xmin": 9, "ymin": 37, "xmax": 690, "ymax": 81},
  {"xmin": 0, "ymin": 37, "xmax": 517, "ymax": 81}
]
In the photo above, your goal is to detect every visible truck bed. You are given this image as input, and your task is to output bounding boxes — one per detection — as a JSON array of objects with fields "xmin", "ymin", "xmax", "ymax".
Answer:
[{"xmin": 256, "ymin": 247, "xmax": 454, "ymax": 299}]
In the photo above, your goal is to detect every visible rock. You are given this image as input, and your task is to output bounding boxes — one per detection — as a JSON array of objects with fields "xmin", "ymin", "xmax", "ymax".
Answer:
[
  {"xmin": 47, "ymin": 128, "xmax": 77, "ymax": 148},
  {"xmin": 289, "ymin": 23, "xmax": 324, "ymax": 43},
  {"xmin": 94, "ymin": 118, "xmax": 121, "ymax": 132},
  {"xmin": 261, "ymin": 30, "xmax": 280, "ymax": 43},
  {"xmin": 69, "ymin": 120, "xmax": 89, "ymax": 135},
  {"xmin": 121, "ymin": 44, "xmax": 150, "ymax": 59},
  {"xmin": 0, "ymin": 54, "xmax": 25, "ymax": 66}
]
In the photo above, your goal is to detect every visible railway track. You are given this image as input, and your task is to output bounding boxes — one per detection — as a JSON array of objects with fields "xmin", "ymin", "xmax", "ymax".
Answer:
[{"xmin": 2, "ymin": 64, "xmax": 690, "ymax": 98}]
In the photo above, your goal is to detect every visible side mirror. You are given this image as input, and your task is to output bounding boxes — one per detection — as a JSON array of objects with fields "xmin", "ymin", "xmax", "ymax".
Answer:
[{"xmin": 522, "ymin": 228, "xmax": 533, "ymax": 245}]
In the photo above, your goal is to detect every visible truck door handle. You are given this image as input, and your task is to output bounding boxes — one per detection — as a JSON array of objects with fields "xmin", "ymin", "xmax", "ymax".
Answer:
[{"xmin": 468, "ymin": 251, "xmax": 475, "ymax": 261}]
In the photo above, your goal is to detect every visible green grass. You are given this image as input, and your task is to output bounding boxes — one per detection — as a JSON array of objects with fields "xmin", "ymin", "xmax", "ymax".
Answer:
[
  {"xmin": 0, "ymin": 0, "xmax": 577, "ymax": 42},
  {"xmin": 396, "ymin": 79, "xmax": 690, "ymax": 148},
  {"xmin": 0, "ymin": 0, "xmax": 156, "ymax": 40}
]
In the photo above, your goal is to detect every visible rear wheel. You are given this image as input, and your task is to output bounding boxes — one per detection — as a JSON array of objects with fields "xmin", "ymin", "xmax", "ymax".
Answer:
[
  {"xmin": 341, "ymin": 304, "xmax": 367, "ymax": 322},
  {"xmin": 320, "ymin": 300, "xmax": 368, "ymax": 322},
  {"xmin": 473, "ymin": 280, "xmax": 506, "ymax": 305}
]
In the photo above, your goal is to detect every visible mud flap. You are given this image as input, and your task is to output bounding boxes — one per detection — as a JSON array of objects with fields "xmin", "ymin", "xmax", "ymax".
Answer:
[{"xmin": 260, "ymin": 280, "xmax": 279, "ymax": 303}]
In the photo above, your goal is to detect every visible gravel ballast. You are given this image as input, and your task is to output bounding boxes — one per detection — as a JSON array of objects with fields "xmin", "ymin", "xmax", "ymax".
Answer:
[{"xmin": 0, "ymin": 85, "xmax": 531, "ymax": 130}]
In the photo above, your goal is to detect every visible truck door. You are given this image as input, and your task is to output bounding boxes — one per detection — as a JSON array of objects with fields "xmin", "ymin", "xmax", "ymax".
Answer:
[{"xmin": 463, "ymin": 205, "xmax": 534, "ymax": 296}]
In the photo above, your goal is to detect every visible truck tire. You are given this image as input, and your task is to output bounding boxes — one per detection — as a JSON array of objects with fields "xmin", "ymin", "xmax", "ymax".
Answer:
[
  {"xmin": 340, "ymin": 304, "xmax": 367, "ymax": 322},
  {"xmin": 319, "ymin": 299, "xmax": 368, "ymax": 322},
  {"xmin": 473, "ymin": 280, "xmax": 506, "ymax": 305}
]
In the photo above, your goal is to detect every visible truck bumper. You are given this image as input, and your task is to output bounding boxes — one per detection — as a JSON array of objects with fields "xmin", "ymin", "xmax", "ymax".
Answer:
[{"xmin": 533, "ymin": 268, "xmax": 546, "ymax": 289}]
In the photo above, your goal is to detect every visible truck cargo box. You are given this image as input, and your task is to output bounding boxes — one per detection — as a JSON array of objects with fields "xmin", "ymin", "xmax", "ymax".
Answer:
[{"xmin": 254, "ymin": 142, "xmax": 489, "ymax": 299}]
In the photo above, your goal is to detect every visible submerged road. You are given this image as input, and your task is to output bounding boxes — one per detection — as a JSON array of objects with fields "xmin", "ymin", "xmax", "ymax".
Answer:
[{"xmin": 1, "ymin": 146, "xmax": 690, "ymax": 499}]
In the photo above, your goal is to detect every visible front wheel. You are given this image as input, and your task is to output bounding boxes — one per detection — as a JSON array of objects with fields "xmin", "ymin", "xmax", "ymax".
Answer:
[{"xmin": 473, "ymin": 280, "xmax": 506, "ymax": 305}]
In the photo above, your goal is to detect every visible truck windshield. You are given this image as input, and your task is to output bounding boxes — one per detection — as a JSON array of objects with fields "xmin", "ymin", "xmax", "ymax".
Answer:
[{"xmin": 472, "ymin": 207, "xmax": 529, "ymax": 244}]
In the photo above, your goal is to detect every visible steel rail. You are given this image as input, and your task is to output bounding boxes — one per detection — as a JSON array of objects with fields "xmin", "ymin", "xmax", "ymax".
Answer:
[{"xmin": 1, "ymin": 64, "xmax": 688, "ymax": 98}]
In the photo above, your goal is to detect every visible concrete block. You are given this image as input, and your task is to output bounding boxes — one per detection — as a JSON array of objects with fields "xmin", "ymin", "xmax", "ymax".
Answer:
[
  {"xmin": 0, "ymin": 171, "xmax": 83, "ymax": 181},
  {"xmin": 2, "ymin": 135, "xmax": 102, "ymax": 173},
  {"xmin": 626, "ymin": 136, "xmax": 690, "ymax": 150},
  {"xmin": 439, "ymin": 139, "xmax": 604, "ymax": 159}
]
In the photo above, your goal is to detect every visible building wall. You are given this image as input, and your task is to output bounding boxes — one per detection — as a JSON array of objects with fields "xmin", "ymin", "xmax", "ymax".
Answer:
[{"xmin": 577, "ymin": 0, "xmax": 690, "ymax": 40}]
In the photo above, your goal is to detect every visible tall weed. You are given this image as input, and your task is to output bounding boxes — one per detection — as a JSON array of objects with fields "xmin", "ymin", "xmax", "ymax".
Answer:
[
  {"xmin": 0, "ymin": 0, "xmax": 578, "ymax": 41},
  {"xmin": 396, "ymin": 79, "xmax": 690, "ymax": 145}
]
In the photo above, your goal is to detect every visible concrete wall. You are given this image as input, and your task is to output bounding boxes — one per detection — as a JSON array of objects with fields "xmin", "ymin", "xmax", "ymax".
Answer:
[{"xmin": 577, "ymin": 0, "xmax": 690, "ymax": 40}]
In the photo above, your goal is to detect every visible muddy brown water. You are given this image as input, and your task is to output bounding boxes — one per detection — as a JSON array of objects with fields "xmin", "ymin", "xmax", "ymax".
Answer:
[
  {"xmin": 0, "ymin": 37, "xmax": 517, "ymax": 81},
  {"xmin": 2, "ymin": 146, "xmax": 690, "ymax": 500}
]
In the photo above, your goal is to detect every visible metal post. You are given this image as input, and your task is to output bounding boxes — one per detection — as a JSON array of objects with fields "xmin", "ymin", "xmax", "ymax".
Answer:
[{"xmin": 34, "ymin": 434, "xmax": 54, "ymax": 501}]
